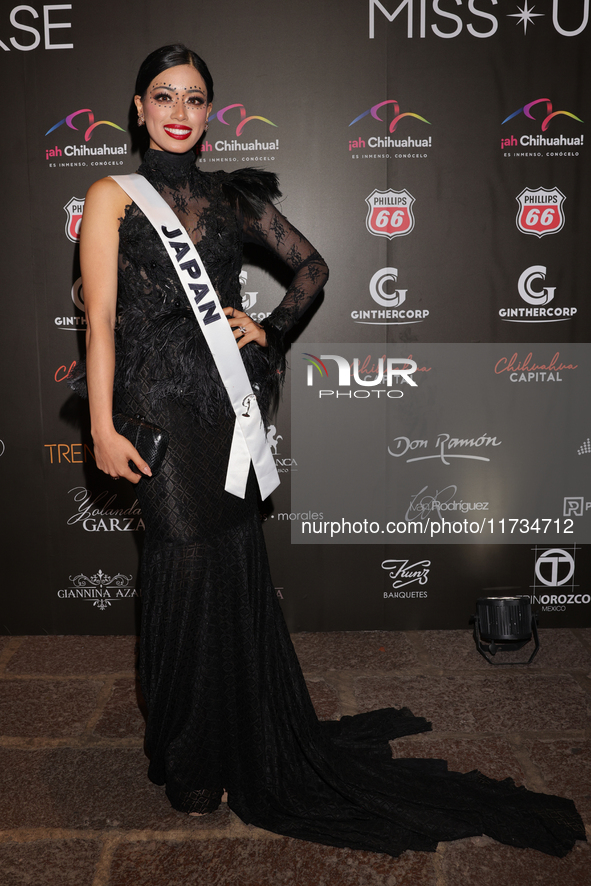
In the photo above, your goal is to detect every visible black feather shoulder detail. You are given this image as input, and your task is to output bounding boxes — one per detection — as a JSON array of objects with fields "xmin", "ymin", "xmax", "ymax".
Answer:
[{"xmin": 221, "ymin": 168, "xmax": 281, "ymax": 220}]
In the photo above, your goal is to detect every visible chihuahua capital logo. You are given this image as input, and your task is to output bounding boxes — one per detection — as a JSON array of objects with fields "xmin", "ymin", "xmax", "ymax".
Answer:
[
  {"xmin": 46, "ymin": 109, "xmax": 125, "ymax": 141},
  {"xmin": 209, "ymin": 103, "xmax": 277, "ymax": 137}
]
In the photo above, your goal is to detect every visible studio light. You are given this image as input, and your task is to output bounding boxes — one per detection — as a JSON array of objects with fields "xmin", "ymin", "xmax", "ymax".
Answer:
[{"xmin": 470, "ymin": 596, "xmax": 540, "ymax": 665}]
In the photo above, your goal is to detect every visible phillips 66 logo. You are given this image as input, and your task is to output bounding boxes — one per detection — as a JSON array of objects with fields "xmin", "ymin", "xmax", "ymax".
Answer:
[
  {"xmin": 64, "ymin": 197, "xmax": 85, "ymax": 243},
  {"xmin": 516, "ymin": 187, "xmax": 565, "ymax": 237},
  {"xmin": 366, "ymin": 189, "xmax": 415, "ymax": 239}
]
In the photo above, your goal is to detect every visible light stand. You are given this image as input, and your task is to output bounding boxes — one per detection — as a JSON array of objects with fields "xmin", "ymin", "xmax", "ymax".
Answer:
[{"xmin": 470, "ymin": 596, "xmax": 540, "ymax": 665}]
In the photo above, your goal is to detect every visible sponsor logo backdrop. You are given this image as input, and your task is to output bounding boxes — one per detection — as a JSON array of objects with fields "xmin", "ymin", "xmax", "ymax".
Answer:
[{"xmin": 0, "ymin": 0, "xmax": 589, "ymax": 633}]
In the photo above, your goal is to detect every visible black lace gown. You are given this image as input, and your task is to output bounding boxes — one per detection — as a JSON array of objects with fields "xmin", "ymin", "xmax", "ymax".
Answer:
[{"xmin": 109, "ymin": 148, "xmax": 584, "ymax": 857}]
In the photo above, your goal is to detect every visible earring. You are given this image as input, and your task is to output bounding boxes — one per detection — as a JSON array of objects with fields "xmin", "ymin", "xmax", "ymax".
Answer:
[
  {"xmin": 205, "ymin": 122, "xmax": 209, "ymax": 131},
  {"xmin": 138, "ymin": 115, "xmax": 145, "ymax": 127}
]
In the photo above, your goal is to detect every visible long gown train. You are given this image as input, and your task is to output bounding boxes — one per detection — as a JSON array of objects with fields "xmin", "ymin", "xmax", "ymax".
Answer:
[
  {"xmin": 101, "ymin": 148, "xmax": 584, "ymax": 858},
  {"xmin": 116, "ymin": 387, "xmax": 585, "ymax": 858}
]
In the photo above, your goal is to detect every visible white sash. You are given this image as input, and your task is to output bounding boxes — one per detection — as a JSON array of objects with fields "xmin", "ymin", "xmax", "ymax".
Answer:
[{"xmin": 111, "ymin": 173, "xmax": 280, "ymax": 500}]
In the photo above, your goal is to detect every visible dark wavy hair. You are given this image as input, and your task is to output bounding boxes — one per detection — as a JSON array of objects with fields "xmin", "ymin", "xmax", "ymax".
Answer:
[{"xmin": 134, "ymin": 44, "xmax": 214, "ymax": 103}]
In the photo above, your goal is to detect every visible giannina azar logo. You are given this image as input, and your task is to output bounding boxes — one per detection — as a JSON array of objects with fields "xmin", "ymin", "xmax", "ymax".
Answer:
[
  {"xmin": 349, "ymin": 99, "xmax": 431, "ymax": 156},
  {"xmin": 45, "ymin": 108, "xmax": 128, "ymax": 165}
]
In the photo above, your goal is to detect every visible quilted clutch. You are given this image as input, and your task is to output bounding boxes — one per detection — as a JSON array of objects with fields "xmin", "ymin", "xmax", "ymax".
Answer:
[{"xmin": 112, "ymin": 413, "xmax": 169, "ymax": 476}]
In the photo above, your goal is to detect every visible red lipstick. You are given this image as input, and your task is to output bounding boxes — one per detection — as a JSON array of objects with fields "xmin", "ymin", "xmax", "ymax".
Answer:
[{"xmin": 163, "ymin": 125, "xmax": 193, "ymax": 140}]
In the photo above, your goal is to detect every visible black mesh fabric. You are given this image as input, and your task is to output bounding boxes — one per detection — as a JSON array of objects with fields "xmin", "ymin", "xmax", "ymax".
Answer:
[{"xmin": 113, "ymin": 148, "xmax": 584, "ymax": 857}]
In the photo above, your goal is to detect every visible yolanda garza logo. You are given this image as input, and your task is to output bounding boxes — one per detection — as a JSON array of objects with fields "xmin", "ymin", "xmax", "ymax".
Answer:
[
  {"xmin": 55, "ymin": 276, "xmax": 87, "ymax": 330},
  {"xmin": 366, "ymin": 189, "xmax": 415, "ymax": 239},
  {"xmin": 64, "ymin": 197, "xmax": 84, "ymax": 243},
  {"xmin": 498, "ymin": 266, "xmax": 577, "ymax": 323},
  {"xmin": 348, "ymin": 99, "xmax": 431, "ymax": 160},
  {"xmin": 45, "ymin": 108, "xmax": 128, "ymax": 168},
  {"xmin": 388, "ymin": 433, "xmax": 501, "ymax": 465},
  {"xmin": 57, "ymin": 569, "xmax": 138, "ymax": 611},
  {"xmin": 494, "ymin": 350, "xmax": 578, "ymax": 383},
  {"xmin": 516, "ymin": 188, "xmax": 565, "ymax": 237},
  {"xmin": 198, "ymin": 103, "xmax": 279, "ymax": 162},
  {"xmin": 501, "ymin": 99, "xmax": 584, "ymax": 157},
  {"xmin": 382, "ymin": 558, "xmax": 429, "ymax": 598},
  {"xmin": 351, "ymin": 267, "xmax": 429, "ymax": 325},
  {"xmin": 67, "ymin": 487, "xmax": 145, "ymax": 532},
  {"xmin": 369, "ymin": 1, "xmax": 590, "ymax": 40},
  {"xmin": 303, "ymin": 352, "xmax": 418, "ymax": 400}
]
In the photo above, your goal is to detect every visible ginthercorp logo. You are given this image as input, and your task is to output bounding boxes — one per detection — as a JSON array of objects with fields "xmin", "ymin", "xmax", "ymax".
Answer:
[
  {"xmin": 365, "ymin": 189, "xmax": 415, "ymax": 239},
  {"xmin": 516, "ymin": 188, "xmax": 565, "ymax": 237},
  {"xmin": 501, "ymin": 98, "xmax": 584, "ymax": 155},
  {"xmin": 563, "ymin": 497, "xmax": 591, "ymax": 517},
  {"xmin": 45, "ymin": 108, "xmax": 128, "ymax": 167},
  {"xmin": 529, "ymin": 546, "xmax": 588, "ymax": 612},
  {"xmin": 57, "ymin": 569, "xmax": 138, "ymax": 611},
  {"xmin": 369, "ymin": 1, "xmax": 590, "ymax": 39},
  {"xmin": 349, "ymin": 99, "xmax": 431, "ymax": 158},
  {"xmin": 351, "ymin": 267, "xmax": 429, "ymax": 325},
  {"xmin": 499, "ymin": 266, "xmax": 577, "ymax": 323},
  {"xmin": 303, "ymin": 352, "xmax": 418, "ymax": 400},
  {"xmin": 518, "ymin": 266, "xmax": 555, "ymax": 306},
  {"xmin": 64, "ymin": 197, "xmax": 84, "ymax": 243},
  {"xmin": 55, "ymin": 276, "xmax": 86, "ymax": 330},
  {"xmin": 382, "ymin": 558, "xmax": 430, "ymax": 599},
  {"xmin": 198, "ymin": 103, "xmax": 279, "ymax": 160}
]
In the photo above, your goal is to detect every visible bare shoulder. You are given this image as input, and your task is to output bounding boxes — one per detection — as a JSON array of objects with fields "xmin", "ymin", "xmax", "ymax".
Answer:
[{"xmin": 85, "ymin": 176, "xmax": 131, "ymax": 220}]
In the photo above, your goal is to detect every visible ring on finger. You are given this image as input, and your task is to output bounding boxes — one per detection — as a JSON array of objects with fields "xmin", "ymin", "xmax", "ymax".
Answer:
[{"xmin": 239, "ymin": 325, "xmax": 248, "ymax": 334}]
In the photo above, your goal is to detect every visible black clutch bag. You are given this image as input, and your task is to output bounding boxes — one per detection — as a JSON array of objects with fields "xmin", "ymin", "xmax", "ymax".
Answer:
[{"xmin": 112, "ymin": 413, "xmax": 169, "ymax": 476}]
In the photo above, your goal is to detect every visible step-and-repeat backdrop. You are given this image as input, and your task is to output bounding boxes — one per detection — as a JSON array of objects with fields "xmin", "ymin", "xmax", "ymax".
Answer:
[{"xmin": 1, "ymin": 1, "xmax": 589, "ymax": 634}]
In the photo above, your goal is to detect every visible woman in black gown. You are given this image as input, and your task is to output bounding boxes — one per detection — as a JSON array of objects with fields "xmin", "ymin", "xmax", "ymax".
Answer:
[{"xmin": 79, "ymin": 44, "xmax": 585, "ymax": 857}]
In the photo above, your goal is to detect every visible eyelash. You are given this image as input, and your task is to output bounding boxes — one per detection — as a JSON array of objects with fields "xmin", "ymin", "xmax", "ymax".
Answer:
[{"xmin": 152, "ymin": 92, "xmax": 205, "ymax": 106}]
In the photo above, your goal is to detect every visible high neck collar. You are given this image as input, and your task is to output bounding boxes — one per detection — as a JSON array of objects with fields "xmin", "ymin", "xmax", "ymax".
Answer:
[{"xmin": 142, "ymin": 147, "xmax": 197, "ymax": 183}]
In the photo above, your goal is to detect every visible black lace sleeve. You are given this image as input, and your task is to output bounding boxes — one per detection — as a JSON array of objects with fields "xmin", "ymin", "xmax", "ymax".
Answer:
[
  {"xmin": 243, "ymin": 202, "xmax": 329, "ymax": 339},
  {"xmin": 222, "ymin": 168, "xmax": 329, "ymax": 339}
]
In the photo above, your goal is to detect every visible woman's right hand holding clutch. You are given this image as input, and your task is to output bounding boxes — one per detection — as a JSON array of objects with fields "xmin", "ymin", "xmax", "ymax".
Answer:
[{"xmin": 92, "ymin": 424, "xmax": 152, "ymax": 484}]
